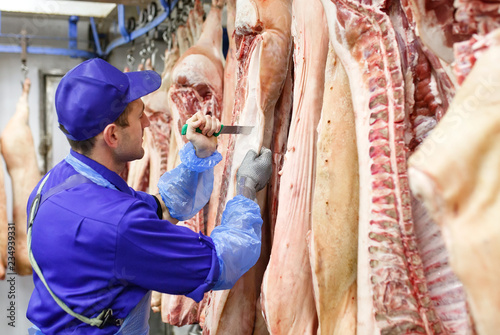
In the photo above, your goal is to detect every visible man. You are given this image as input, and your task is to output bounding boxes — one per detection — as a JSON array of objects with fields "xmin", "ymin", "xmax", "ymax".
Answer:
[{"xmin": 26, "ymin": 58, "xmax": 272, "ymax": 335}]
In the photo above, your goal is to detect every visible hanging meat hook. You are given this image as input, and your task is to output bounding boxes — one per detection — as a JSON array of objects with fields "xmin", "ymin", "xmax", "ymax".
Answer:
[
  {"xmin": 148, "ymin": 38, "xmax": 158, "ymax": 69},
  {"xmin": 126, "ymin": 44, "xmax": 136, "ymax": 69},
  {"xmin": 20, "ymin": 29, "xmax": 28, "ymax": 87},
  {"xmin": 139, "ymin": 40, "xmax": 149, "ymax": 67}
]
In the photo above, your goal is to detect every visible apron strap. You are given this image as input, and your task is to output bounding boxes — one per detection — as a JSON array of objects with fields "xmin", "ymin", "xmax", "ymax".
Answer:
[{"xmin": 28, "ymin": 173, "xmax": 124, "ymax": 329}]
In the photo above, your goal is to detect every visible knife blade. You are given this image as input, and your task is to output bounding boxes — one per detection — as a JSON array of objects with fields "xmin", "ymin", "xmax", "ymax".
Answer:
[{"xmin": 181, "ymin": 124, "xmax": 253, "ymax": 137}]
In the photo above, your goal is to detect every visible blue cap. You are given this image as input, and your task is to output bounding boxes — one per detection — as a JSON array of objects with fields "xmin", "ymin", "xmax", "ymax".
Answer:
[{"xmin": 55, "ymin": 58, "xmax": 161, "ymax": 141}]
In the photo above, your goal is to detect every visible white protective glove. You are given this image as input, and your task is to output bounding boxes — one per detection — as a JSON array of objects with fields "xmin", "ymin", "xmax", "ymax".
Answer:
[{"xmin": 236, "ymin": 147, "xmax": 272, "ymax": 201}]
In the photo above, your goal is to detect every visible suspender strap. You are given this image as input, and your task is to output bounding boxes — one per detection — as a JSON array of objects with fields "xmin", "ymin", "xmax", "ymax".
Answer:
[{"xmin": 28, "ymin": 173, "xmax": 124, "ymax": 329}]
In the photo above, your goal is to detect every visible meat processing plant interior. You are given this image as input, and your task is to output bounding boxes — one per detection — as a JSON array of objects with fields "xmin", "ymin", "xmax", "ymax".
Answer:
[{"xmin": 0, "ymin": 0, "xmax": 498, "ymax": 334}]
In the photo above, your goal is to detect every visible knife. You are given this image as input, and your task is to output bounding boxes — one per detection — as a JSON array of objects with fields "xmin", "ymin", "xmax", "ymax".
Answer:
[{"xmin": 181, "ymin": 124, "xmax": 253, "ymax": 137}]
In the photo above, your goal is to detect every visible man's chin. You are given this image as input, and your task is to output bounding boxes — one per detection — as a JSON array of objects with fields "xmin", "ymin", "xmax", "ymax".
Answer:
[{"xmin": 128, "ymin": 150, "xmax": 145, "ymax": 162}]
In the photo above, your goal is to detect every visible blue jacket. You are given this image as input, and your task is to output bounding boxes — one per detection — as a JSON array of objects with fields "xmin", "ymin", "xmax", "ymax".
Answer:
[{"xmin": 26, "ymin": 149, "xmax": 219, "ymax": 334}]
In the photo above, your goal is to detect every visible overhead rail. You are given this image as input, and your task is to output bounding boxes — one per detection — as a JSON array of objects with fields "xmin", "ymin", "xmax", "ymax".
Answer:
[{"xmin": 103, "ymin": 0, "xmax": 179, "ymax": 56}]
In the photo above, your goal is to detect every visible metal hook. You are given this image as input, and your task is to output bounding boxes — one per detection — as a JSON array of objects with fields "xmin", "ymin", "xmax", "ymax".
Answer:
[
  {"xmin": 20, "ymin": 62, "xmax": 28, "ymax": 88},
  {"xmin": 167, "ymin": 37, "xmax": 173, "ymax": 51},
  {"xmin": 126, "ymin": 54, "xmax": 135, "ymax": 68},
  {"xmin": 21, "ymin": 63, "xmax": 28, "ymax": 79},
  {"xmin": 148, "ymin": 39, "xmax": 158, "ymax": 69},
  {"xmin": 126, "ymin": 44, "xmax": 136, "ymax": 68},
  {"xmin": 139, "ymin": 40, "xmax": 148, "ymax": 67},
  {"xmin": 20, "ymin": 29, "xmax": 28, "ymax": 86}
]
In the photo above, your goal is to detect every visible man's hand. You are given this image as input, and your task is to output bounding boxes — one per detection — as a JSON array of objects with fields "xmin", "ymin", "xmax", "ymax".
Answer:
[
  {"xmin": 237, "ymin": 147, "xmax": 272, "ymax": 200},
  {"xmin": 185, "ymin": 111, "xmax": 222, "ymax": 158}
]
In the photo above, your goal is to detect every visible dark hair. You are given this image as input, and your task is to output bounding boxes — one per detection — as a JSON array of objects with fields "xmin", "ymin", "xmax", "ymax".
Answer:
[{"xmin": 60, "ymin": 104, "xmax": 132, "ymax": 156}]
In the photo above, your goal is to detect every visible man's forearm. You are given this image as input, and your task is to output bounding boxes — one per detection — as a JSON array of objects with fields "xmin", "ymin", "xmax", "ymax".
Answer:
[{"xmin": 154, "ymin": 194, "xmax": 179, "ymax": 224}]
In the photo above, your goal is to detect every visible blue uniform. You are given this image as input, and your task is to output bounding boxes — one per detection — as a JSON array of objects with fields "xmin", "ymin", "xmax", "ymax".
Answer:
[{"xmin": 26, "ymin": 149, "xmax": 220, "ymax": 334}]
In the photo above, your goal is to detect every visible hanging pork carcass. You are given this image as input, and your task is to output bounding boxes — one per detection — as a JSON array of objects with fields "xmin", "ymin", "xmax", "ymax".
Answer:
[
  {"xmin": 308, "ymin": 44, "xmax": 359, "ymax": 335},
  {"xmin": 259, "ymin": 0, "xmax": 328, "ymax": 333},
  {"xmin": 203, "ymin": 0, "xmax": 293, "ymax": 331},
  {"xmin": 0, "ymin": 78, "xmax": 41, "ymax": 276},
  {"xmin": 169, "ymin": 6, "xmax": 224, "ymax": 149},
  {"xmin": 161, "ymin": 4, "xmax": 225, "ymax": 327},
  {"xmin": 409, "ymin": 44, "xmax": 500, "ymax": 335},
  {"xmin": 318, "ymin": 0, "xmax": 477, "ymax": 333}
]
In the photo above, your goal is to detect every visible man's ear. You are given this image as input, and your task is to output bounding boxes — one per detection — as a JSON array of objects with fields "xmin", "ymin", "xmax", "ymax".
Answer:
[{"xmin": 102, "ymin": 123, "xmax": 119, "ymax": 148}]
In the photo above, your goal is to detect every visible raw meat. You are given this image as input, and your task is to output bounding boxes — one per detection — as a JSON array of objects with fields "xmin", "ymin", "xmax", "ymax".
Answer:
[
  {"xmin": 411, "ymin": 197, "xmax": 476, "ymax": 334},
  {"xmin": 160, "ymin": 6, "xmax": 225, "ymax": 327},
  {"xmin": 126, "ymin": 126, "xmax": 151, "ymax": 192},
  {"xmin": 309, "ymin": 44, "xmax": 358, "ymax": 335},
  {"xmin": 388, "ymin": 0, "xmax": 454, "ymax": 146},
  {"xmin": 259, "ymin": 0, "xmax": 328, "ymax": 332},
  {"xmin": 320, "ymin": 0, "xmax": 449, "ymax": 333},
  {"xmin": 206, "ymin": 0, "xmax": 237, "ymax": 235},
  {"xmin": 151, "ymin": 290, "xmax": 162, "ymax": 313},
  {"xmin": 189, "ymin": 0, "xmax": 205, "ymax": 42},
  {"xmin": 142, "ymin": 58, "xmax": 173, "ymax": 194},
  {"xmin": 220, "ymin": 0, "xmax": 237, "ymax": 129},
  {"xmin": 266, "ymin": 53, "xmax": 293, "ymax": 240},
  {"xmin": 455, "ymin": 0, "xmax": 500, "ymax": 37},
  {"xmin": 400, "ymin": 0, "xmax": 471, "ymax": 63},
  {"xmin": 0, "ymin": 146, "xmax": 7, "ymax": 279},
  {"xmin": 453, "ymin": 29, "xmax": 500, "ymax": 86},
  {"xmin": 203, "ymin": 0, "xmax": 293, "ymax": 331},
  {"xmin": 169, "ymin": 6, "xmax": 224, "ymax": 148},
  {"xmin": 0, "ymin": 78, "xmax": 41, "ymax": 276},
  {"xmin": 177, "ymin": 25, "xmax": 194, "ymax": 56},
  {"xmin": 409, "ymin": 45, "xmax": 500, "ymax": 335},
  {"xmin": 161, "ymin": 278, "xmax": 199, "ymax": 325}
]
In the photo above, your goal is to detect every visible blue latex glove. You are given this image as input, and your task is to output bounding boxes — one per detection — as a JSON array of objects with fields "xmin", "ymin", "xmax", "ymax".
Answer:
[
  {"xmin": 158, "ymin": 142, "xmax": 222, "ymax": 221},
  {"xmin": 211, "ymin": 195, "xmax": 263, "ymax": 290}
]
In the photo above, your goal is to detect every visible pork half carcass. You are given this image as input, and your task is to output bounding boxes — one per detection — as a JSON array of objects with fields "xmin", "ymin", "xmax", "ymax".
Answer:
[
  {"xmin": 160, "ymin": 5, "xmax": 224, "ymax": 327},
  {"xmin": 0, "ymin": 146, "xmax": 7, "ymax": 279},
  {"xmin": 0, "ymin": 78, "xmax": 41, "ymax": 276},
  {"xmin": 258, "ymin": 0, "xmax": 328, "ymax": 333},
  {"xmin": 203, "ymin": 0, "xmax": 293, "ymax": 332},
  {"xmin": 386, "ymin": 3, "xmax": 476, "ymax": 333},
  {"xmin": 320, "ymin": 0, "xmax": 454, "ymax": 333},
  {"xmin": 309, "ymin": 44, "xmax": 359, "ymax": 335},
  {"xmin": 409, "ymin": 45, "xmax": 500, "ymax": 335}
]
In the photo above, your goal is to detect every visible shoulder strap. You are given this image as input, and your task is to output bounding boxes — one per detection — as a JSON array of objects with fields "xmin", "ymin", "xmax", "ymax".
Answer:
[{"xmin": 27, "ymin": 173, "xmax": 124, "ymax": 329}]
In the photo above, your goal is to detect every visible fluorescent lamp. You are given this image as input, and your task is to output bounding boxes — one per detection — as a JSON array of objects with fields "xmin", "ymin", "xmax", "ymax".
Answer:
[{"xmin": 0, "ymin": 0, "xmax": 116, "ymax": 18}]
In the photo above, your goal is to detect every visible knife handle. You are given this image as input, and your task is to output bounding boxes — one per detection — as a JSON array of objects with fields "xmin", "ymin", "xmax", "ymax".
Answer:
[{"xmin": 181, "ymin": 124, "xmax": 224, "ymax": 137}]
